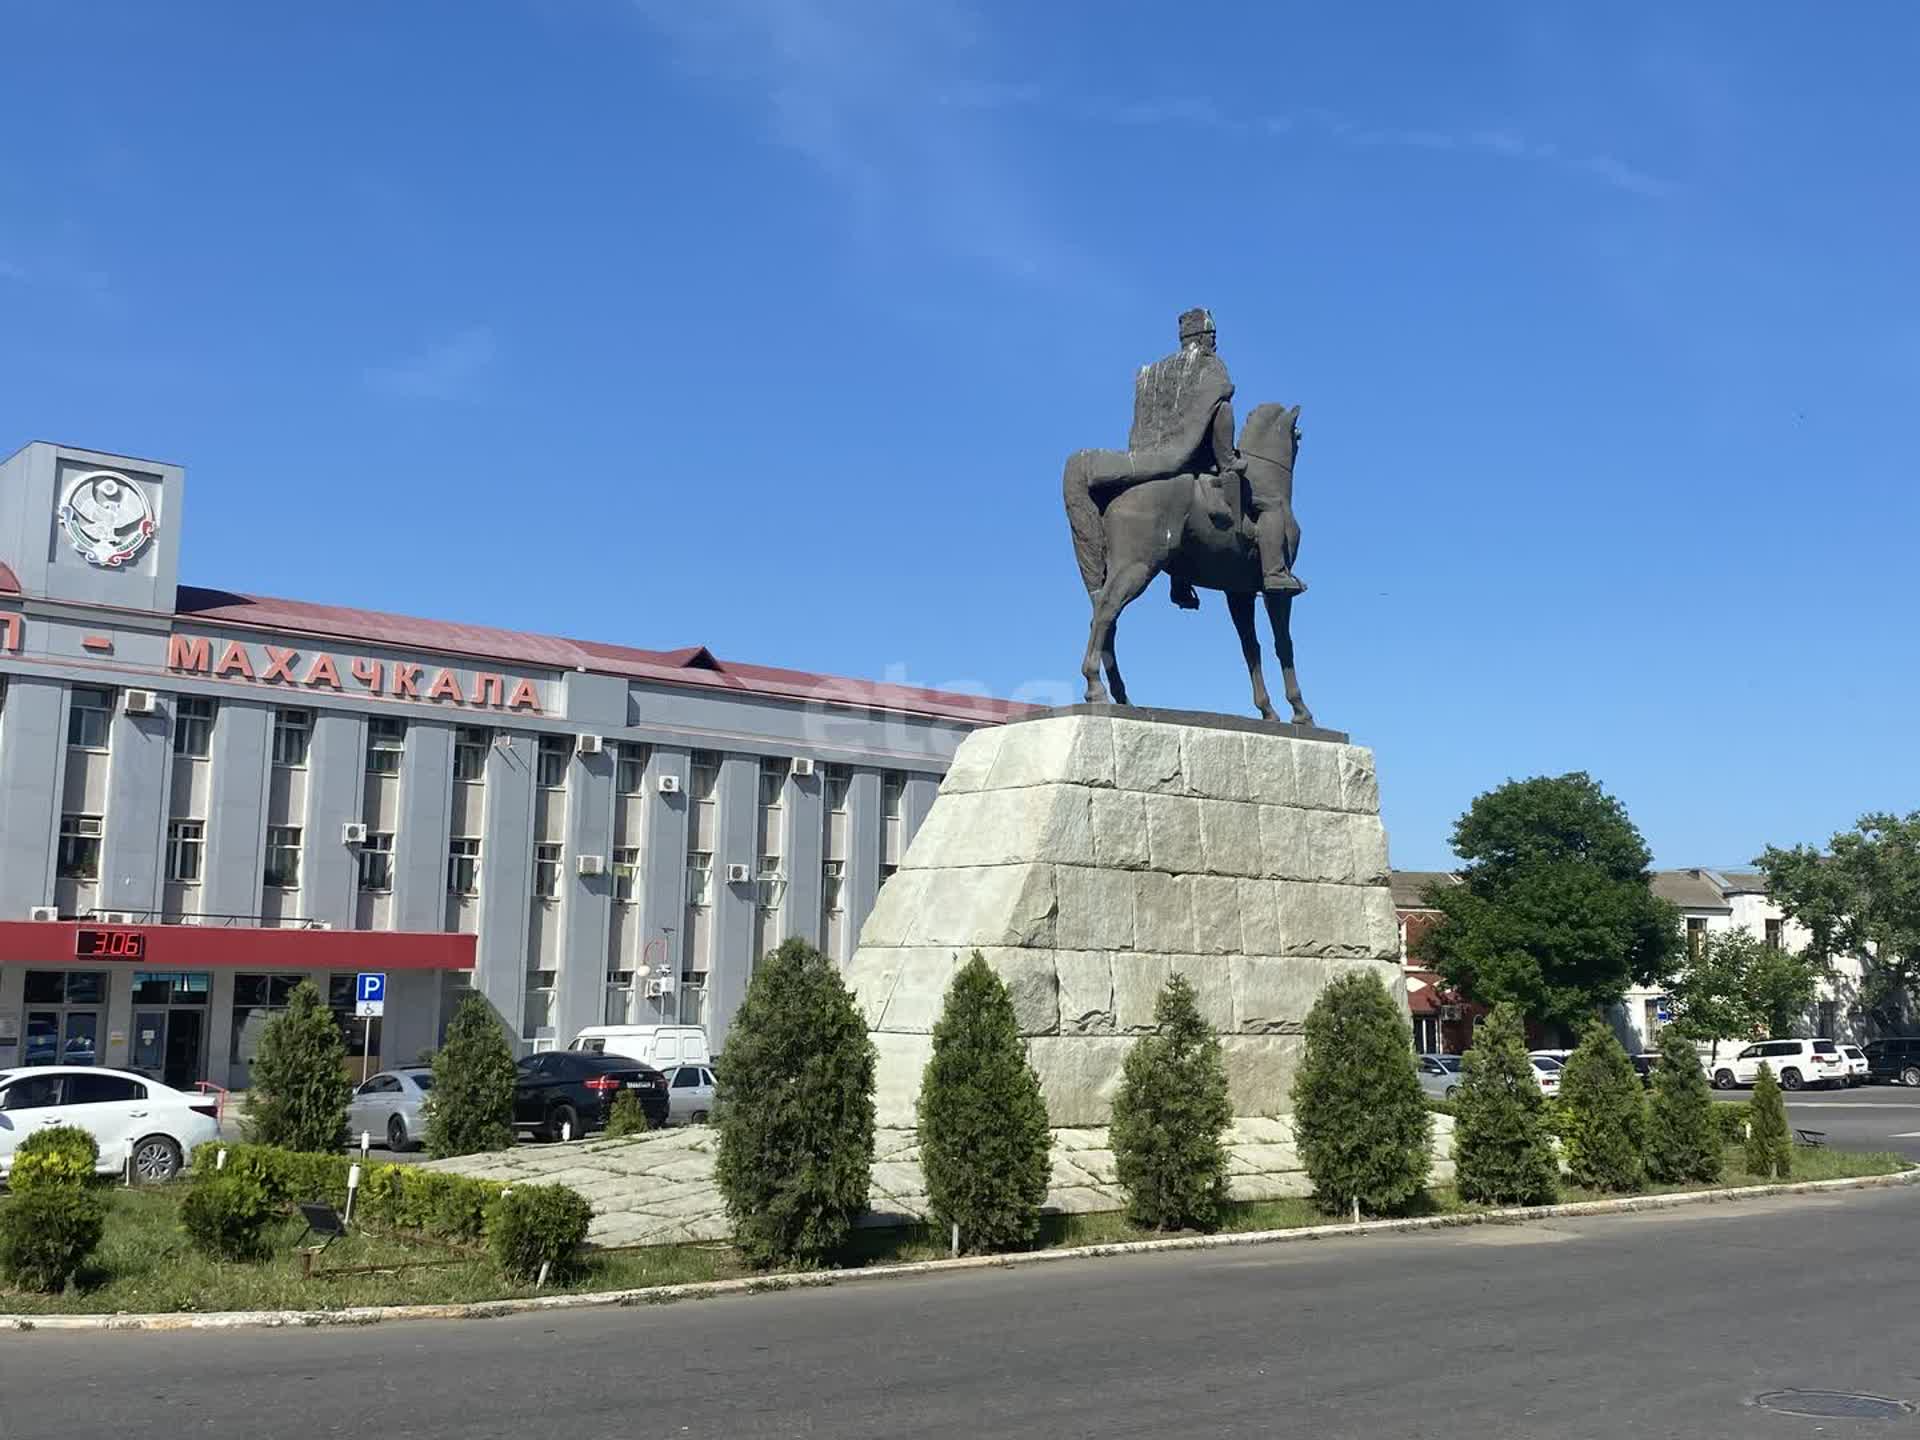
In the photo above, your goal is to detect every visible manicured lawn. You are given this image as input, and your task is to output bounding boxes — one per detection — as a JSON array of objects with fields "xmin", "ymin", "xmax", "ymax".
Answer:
[{"xmin": 2, "ymin": 1144, "xmax": 1906, "ymax": 1316}]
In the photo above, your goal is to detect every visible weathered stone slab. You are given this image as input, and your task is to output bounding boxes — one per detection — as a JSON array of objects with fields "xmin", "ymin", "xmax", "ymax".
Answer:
[
  {"xmin": 903, "ymin": 863, "xmax": 1058, "ymax": 949},
  {"xmin": 1275, "ymin": 881, "xmax": 1374, "ymax": 958},
  {"xmin": 1144, "ymin": 793, "xmax": 1204, "ymax": 873},
  {"xmin": 1188, "ymin": 874, "xmax": 1243, "ymax": 954},
  {"xmin": 1292, "ymin": 740, "xmax": 1345, "ymax": 810},
  {"xmin": 981, "ymin": 948, "xmax": 1061, "ymax": 1035},
  {"xmin": 901, "ymin": 787, "xmax": 1093, "ymax": 870},
  {"xmin": 1179, "ymin": 728, "xmax": 1252, "ymax": 802},
  {"xmin": 1350, "ymin": 815, "xmax": 1391, "ymax": 885},
  {"xmin": 1056, "ymin": 951, "xmax": 1114, "ymax": 1034},
  {"xmin": 1090, "ymin": 788, "xmax": 1151, "ymax": 870},
  {"xmin": 1026, "ymin": 1036, "xmax": 1133, "ymax": 1127},
  {"xmin": 1111, "ymin": 718, "xmax": 1184, "ymax": 792},
  {"xmin": 1133, "ymin": 869, "xmax": 1194, "ymax": 952},
  {"xmin": 1200, "ymin": 800, "xmax": 1263, "ymax": 877},
  {"xmin": 1055, "ymin": 865, "xmax": 1136, "ymax": 950},
  {"xmin": 1339, "ymin": 746, "xmax": 1380, "ymax": 813},
  {"xmin": 1258, "ymin": 803, "xmax": 1314, "ymax": 880},
  {"xmin": 1222, "ymin": 1034, "xmax": 1308, "ymax": 1117},
  {"xmin": 987, "ymin": 714, "xmax": 1115, "ymax": 790},
  {"xmin": 1111, "ymin": 952, "xmax": 1172, "ymax": 1032},
  {"xmin": 936, "ymin": 725, "xmax": 1005, "ymax": 795},
  {"xmin": 1305, "ymin": 808, "xmax": 1356, "ymax": 884},
  {"xmin": 877, "ymin": 948, "xmax": 966, "ymax": 1032}
]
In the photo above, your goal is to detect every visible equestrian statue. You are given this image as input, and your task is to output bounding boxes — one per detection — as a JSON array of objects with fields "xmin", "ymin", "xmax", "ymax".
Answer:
[{"xmin": 1062, "ymin": 307, "xmax": 1313, "ymax": 724}]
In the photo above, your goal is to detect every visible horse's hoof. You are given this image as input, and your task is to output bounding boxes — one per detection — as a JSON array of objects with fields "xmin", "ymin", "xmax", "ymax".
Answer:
[
  {"xmin": 1085, "ymin": 685, "xmax": 1110, "ymax": 705},
  {"xmin": 1257, "ymin": 706, "xmax": 1278, "ymax": 722}
]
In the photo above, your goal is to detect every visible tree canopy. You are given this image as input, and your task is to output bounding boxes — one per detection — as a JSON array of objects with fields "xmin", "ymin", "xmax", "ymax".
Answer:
[
  {"xmin": 1760, "ymin": 811, "xmax": 1920, "ymax": 1030},
  {"xmin": 1665, "ymin": 930, "xmax": 1821, "ymax": 1054},
  {"xmin": 1412, "ymin": 773, "xmax": 1679, "ymax": 1031}
]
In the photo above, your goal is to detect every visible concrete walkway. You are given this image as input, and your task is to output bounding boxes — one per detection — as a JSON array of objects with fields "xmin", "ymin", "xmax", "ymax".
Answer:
[{"xmin": 424, "ymin": 1116, "xmax": 1457, "ymax": 1247}]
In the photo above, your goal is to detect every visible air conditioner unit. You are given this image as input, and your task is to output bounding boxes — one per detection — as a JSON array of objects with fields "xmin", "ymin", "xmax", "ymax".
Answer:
[
  {"xmin": 725, "ymin": 863, "xmax": 752, "ymax": 884},
  {"xmin": 341, "ymin": 822, "xmax": 369, "ymax": 845},
  {"xmin": 1441, "ymin": 1004, "xmax": 1464, "ymax": 1022},
  {"xmin": 791, "ymin": 757, "xmax": 816, "ymax": 778},
  {"xmin": 577, "ymin": 854, "xmax": 607, "ymax": 877},
  {"xmin": 657, "ymin": 773, "xmax": 682, "ymax": 794},
  {"xmin": 308, "ymin": 921, "xmax": 333, "ymax": 931},
  {"xmin": 576, "ymin": 733, "xmax": 604, "ymax": 756},
  {"xmin": 124, "ymin": 690, "xmax": 157, "ymax": 715},
  {"xmin": 644, "ymin": 978, "xmax": 672, "ymax": 998},
  {"xmin": 98, "ymin": 911, "xmax": 135, "ymax": 925},
  {"xmin": 27, "ymin": 905, "xmax": 59, "ymax": 922}
]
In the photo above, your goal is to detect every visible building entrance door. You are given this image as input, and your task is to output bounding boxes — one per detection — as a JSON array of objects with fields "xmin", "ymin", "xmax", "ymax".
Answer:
[{"xmin": 132, "ymin": 1009, "xmax": 205, "ymax": 1091}]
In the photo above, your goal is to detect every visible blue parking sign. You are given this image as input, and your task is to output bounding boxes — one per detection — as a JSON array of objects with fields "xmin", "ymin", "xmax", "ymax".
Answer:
[{"xmin": 354, "ymin": 973, "xmax": 387, "ymax": 1017}]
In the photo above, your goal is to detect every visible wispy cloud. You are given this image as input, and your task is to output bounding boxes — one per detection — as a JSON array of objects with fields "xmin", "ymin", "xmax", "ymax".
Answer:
[
  {"xmin": 366, "ymin": 327, "xmax": 497, "ymax": 401},
  {"xmin": 631, "ymin": 0, "xmax": 1078, "ymax": 281}
]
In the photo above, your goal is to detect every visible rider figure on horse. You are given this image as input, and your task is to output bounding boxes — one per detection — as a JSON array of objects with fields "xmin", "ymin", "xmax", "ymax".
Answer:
[{"xmin": 1080, "ymin": 308, "xmax": 1304, "ymax": 605}]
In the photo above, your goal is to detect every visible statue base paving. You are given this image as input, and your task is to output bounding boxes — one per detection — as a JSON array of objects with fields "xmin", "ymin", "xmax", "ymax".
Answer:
[{"xmin": 847, "ymin": 707, "xmax": 1406, "ymax": 1130}]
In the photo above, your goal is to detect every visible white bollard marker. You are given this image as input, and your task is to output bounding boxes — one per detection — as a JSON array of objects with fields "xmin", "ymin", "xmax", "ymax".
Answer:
[
  {"xmin": 215, "ymin": 1147, "xmax": 228, "ymax": 1170},
  {"xmin": 345, "ymin": 1162, "xmax": 362, "ymax": 1225},
  {"xmin": 561, "ymin": 1120, "xmax": 572, "ymax": 1143},
  {"xmin": 360, "ymin": 1130, "xmax": 371, "ymax": 1160}
]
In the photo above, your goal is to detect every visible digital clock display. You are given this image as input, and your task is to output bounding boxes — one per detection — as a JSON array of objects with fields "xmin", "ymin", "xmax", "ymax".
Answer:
[{"xmin": 74, "ymin": 927, "xmax": 146, "ymax": 960}]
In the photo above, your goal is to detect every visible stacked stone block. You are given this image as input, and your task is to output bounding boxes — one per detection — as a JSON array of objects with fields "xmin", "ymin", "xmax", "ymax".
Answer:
[{"xmin": 847, "ymin": 711, "xmax": 1404, "ymax": 1127}]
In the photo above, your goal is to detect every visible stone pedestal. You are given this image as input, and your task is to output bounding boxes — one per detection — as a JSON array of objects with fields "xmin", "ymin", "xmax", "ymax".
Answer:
[{"xmin": 847, "ymin": 707, "xmax": 1405, "ymax": 1129}]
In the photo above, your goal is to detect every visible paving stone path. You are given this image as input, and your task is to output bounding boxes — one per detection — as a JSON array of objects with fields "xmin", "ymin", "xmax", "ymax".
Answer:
[{"xmin": 426, "ymin": 1117, "xmax": 1456, "ymax": 1249}]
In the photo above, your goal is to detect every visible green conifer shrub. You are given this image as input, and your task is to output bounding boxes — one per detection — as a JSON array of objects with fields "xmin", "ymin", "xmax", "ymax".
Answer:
[
  {"xmin": 1291, "ymin": 970, "xmax": 1432, "ymax": 1217},
  {"xmin": 1645, "ymin": 1028, "xmax": 1721, "ymax": 1184},
  {"xmin": 425, "ymin": 991, "xmax": 519, "ymax": 1158},
  {"xmin": 1111, "ymin": 974, "xmax": 1233, "ymax": 1231},
  {"xmin": 1452, "ymin": 1002, "xmax": 1560, "ymax": 1206},
  {"xmin": 714, "ymin": 938, "xmax": 876, "ymax": 1268},
  {"xmin": 1559, "ymin": 1018, "xmax": 1647, "ymax": 1192},
  {"xmin": 917, "ymin": 951, "xmax": 1052, "ymax": 1253},
  {"xmin": 247, "ymin": 980, "xmax": 351, "ymax": 1154},
  {"xmin": 605, "ymin": 1090, "xmax": 650, "ymax": 1138},
  {"xmin": 489, "ymin": 1183, "xmax": 594, "ymax": 1283},
  {"xmin": 180, "ymin": 1170, "xmax": 280, "ymax": 1261},
  {"xmin": 1745, "ymin": 1063, "xmax": 1793, "ymax": 1180}
]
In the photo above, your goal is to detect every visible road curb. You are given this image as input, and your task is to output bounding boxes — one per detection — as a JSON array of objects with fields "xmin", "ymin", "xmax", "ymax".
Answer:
[{"xmin": 4, "ymin": 1167, "xmax": 1915, "ymax": 1333}]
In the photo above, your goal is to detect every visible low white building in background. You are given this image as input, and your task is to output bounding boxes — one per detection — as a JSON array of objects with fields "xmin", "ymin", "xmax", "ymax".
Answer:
[{"xmin": 1622, "ymin": 868, "xmax": 1867, "ymax": 1053}]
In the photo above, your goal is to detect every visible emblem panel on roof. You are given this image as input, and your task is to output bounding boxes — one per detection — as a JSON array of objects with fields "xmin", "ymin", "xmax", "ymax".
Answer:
[{"xmin": 58, "ymin": 470, "xmax": 157, "ymax": 569}]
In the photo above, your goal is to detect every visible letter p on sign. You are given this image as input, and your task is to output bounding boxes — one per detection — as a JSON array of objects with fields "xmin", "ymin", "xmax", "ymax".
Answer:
[{"xmin": 354, "ymin": 973, "xmax": 387, "ymax": 1018}]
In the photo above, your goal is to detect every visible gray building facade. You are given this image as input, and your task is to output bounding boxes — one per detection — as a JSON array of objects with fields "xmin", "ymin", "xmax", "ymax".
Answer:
[{"xmin": 0, "ymin": 441, "xmax": 1017, "ymax": 1089}]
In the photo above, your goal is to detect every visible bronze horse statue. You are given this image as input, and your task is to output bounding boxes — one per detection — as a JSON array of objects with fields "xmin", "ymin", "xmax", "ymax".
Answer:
[{"xmin": 1062, "ymin": 401, "xmax": 1312, "ymax": 725}]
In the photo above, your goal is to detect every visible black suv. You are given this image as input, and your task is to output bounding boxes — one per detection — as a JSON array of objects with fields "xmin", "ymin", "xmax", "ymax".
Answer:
[
  {"xmin": 513, "ymin": 1051, "xmax": 670, "ymax": 1139},
  {"xmin": 1864, "ymin": 1037, "xmax": 1920, "ymax": 1087}
]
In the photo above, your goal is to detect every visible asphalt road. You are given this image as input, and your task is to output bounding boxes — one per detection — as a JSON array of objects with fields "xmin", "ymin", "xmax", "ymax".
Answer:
[
  {"xmin": 9, "ymin": 1185, "xmax": 1920, "ymax": 1440},
  {"xmin": 1717, "ymin": 1084, "xmax": 1920, "ymax": 1161}
]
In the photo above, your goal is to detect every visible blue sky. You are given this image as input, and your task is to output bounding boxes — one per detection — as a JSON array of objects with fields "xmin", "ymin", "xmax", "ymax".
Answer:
[{"xmin": 3, "ymin": 2, "xmax": 1914, "ymax": 871}]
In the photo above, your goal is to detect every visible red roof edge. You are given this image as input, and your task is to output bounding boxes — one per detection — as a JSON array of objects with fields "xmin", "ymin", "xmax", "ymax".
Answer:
[{"xmin": 0, "ymin": 561, "xmax": 19, "ymax": 595}]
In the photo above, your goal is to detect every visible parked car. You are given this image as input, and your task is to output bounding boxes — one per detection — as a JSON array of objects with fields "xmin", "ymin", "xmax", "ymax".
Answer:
[
  {"xmin": 514, "ymin": 1051, "xmax": 670, "ymax": 1139},
  {"xmin": 0, "ymin": 1066, "xmax": 218, "ymax": 1182},
  {"xmin": 1863, "ymin": 1037, "xmax": 1920, "ymax": 1087},
  {"xmin": 1838, "ymin": 1043, "xmax": 1869, "ymax": 1087},
  {"xmin": 1414, "ymin": 1054, "xmax": 1462, "ymax": 1100},
  {"xmin": 1708, "ymin": 1038, "xmax": 1846, "ymax": 1091},
  {"xmin": 568, "ymin": 1025, "xmax": 711, "ymax": 1071},
  {"xmin": 347, "ymin": 1067, "xmax": 434, "ymax": 1152},
  {"xmin": 1530, "ymin": 1056, "xmax": 1563, "ymax": 1096},
  {"xmin": 664, "ymin": 1064, "xmax": 718, "ymax": 1124}
]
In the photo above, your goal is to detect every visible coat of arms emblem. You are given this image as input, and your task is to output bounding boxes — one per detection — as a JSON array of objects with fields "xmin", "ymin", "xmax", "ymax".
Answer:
[{"xmin": 58, "ymin": 470, "xmax": 157, "ymax": 569}]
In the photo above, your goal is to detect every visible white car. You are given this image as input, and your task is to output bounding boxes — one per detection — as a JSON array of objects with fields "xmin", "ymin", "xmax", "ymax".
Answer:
[
  {"xmin": 664, "ymin": 1064, "xmax": 718, "ymax": 1124},
  {"xmin": 0, "ymin": 1066, "xmax": 219, "ymax": 1182},
  {"xmin": 1838, "ymin": 1043, "xmax": 1870, "ymax": 1087},
  {"xmin": 1709, "ymin": 1039, "xmax": 1847, "ymax": 1092},
  {"xmin": 1530, "ymin": 1056, "xmax": 1563, "ymax": 1096}
]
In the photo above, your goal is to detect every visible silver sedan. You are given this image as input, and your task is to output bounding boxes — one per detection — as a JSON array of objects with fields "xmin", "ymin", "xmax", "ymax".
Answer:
[
  {"xmin": 347, "ymin": 1067, "xmax": 434, "ymax": 1152},
  {"xmin": 665, "ymin": 1064, "xmax": 717, "ymax": 1125},
  {"xmin": 1415, "ymin": 1053, "xmax": 1463, "ymax": 1100}
]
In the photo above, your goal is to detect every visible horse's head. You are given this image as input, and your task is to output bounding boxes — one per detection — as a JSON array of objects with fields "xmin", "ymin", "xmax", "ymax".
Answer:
[{"xmin": 1241, "ymin": 402, "xmax": 1301, "ymax": 470}]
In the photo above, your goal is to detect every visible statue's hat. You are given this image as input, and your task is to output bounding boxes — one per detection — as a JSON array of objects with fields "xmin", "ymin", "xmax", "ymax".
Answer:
[{"xmin": 1178, "ymin": 307, "xmax": 1215, "ymax": 342}]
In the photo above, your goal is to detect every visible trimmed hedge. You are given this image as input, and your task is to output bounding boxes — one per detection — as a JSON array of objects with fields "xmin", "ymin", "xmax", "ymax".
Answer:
[
  {"xmin": 1712, "ymin": 1102, "xmax": 1753, "ymax": 1143},
  {"xmin": 181, "ymin": 1171, "xmax": 279, "ymax": 1261},
  {"xmin": 14, "ymin": 1124, "xmax": 102, "ymax": 1184},
  {"xmin": 489, "ymin": 1184, "xmax": 594, "ymax": 1282},
  {"xmin": 192, "ymin": 1143, "xmax": 554, "ymax": 1245},
  {"xmin": 0, "ymin": 1125, "xmax": 106, "ymax": 1292}
]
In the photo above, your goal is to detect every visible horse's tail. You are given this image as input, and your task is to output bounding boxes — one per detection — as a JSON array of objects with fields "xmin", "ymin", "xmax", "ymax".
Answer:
[{"xmin": 1062, "ymin": 451, "xmax": 1107, "ymax": 596}]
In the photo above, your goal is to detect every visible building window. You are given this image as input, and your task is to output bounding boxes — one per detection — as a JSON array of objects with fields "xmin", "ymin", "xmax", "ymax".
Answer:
[
  {"xmin": 533, "ymin": 843, "xmax": 563, "ymax": 899},
  {"xmin": 166, "ymin": 819, "xmax": 205, "ymax": 883},
  {"xmin": 690, "ymin": 751, "xmax": 720, "ymax": 801},
  {"xmin": 57, "ymin": 814, "xmax": 104, "ymax": 880},
  {"xmin": 367, "ymin": 717, "xmax": 406, "ymax": 775},
  {"xmin": 759, "ymin": 760, "xmax": 790, "ymax": 810},
  {"xmin": 755, "ymin": 853, "xmax": 784, "ymax": 911},
  {"xmin": 448, "ymin": 838, "xmax": 481, "ymax": 896},
  {"xmin": 68, "ymin": 687, "xmax": 113, "ymax": 750},
  {"xmin": 1686, "ymin": 916, "xmax": 1707, "ymax": 961},
  {"xmin": 263, "ymin": 826, "xmax": 303, "ymax": 889},
  {"xmin": 613, "ymin": 846, "xmax": 640, "ymax": 903},
  {"xmin": 617, "ymin": 744, "xmax": 651, "ymax": 796},
  {"xmin": 882, "ymin": 771, "xmax": 906, "ymax": 820},
  {"xmin": 824, "ymin": 764, "xmax": 850, "ymax": 814},
  {"xmin": 686, "ymin": 851, "xmax": 713, "ymax": 907},
  {"xmin": 271, "ymin": 707, "xmax": 312, "ymax": 767},
  {"xmin": 1765, "ymin": 917, "xmax": 1784, "ymax": 950},
  {"xmin": 173, "ymin": 696, "xmax": 216, "ymax": 758},
  {"xmin": 536, "ymin": 735, "xmax": 570, "ymax": 789},
  {"xmin": 453, "ymin": 726, "xmax": 491, "ymax": 782},
  {"xmin": 359, "ymin": 831, "xmax": 395, "ymax": 892}
]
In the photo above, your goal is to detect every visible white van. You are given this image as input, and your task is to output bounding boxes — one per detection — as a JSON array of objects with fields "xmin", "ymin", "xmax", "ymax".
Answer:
[{"xmin": 569, "ymin": 1025, "xmax": 711, "ymax": 1070}]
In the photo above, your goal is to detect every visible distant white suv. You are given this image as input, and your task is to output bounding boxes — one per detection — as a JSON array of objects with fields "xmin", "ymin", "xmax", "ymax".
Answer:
[{"xmin": 1709, "ymin": 1039, "xmax": 1847, "ymax": 1092}]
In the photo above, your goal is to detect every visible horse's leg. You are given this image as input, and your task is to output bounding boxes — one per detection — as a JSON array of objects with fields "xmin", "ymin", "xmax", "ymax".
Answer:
[
  {"xmin": 1262, "ymin": 590, "xmax": 1314, "ymax": 726},
  {"xmin": 1227, "ymin": 590, "xmax": 1276, "ymax": 720},
  {"xmin": 1081, "ymin": 562, "xmax": 1155, "ymax": 705},
  {"xmin": 1101, "ymin": 614, "xmax": 1129, "ymax": 705}
]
